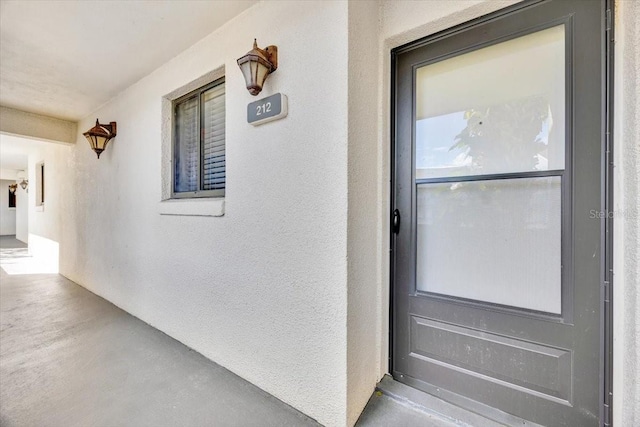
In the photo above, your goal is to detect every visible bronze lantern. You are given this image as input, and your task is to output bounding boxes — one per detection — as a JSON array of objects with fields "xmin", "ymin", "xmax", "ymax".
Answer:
[
  {"xmin": 83, "ymin": 119, "xmax": 117, "ymax": 159},
  {"xmin": 237, "ymin": 39, "xmax": 278, "ymax": 96}
]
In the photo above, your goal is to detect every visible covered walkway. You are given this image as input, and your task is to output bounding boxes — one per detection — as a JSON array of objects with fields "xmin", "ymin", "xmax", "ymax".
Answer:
[
  {"xmin": 0, "ymin": 235, "xmax": 467, "ymax": 426},
  {"xmin": 0, "ymin": 236, "xmax": 319, "ymax": 427}
]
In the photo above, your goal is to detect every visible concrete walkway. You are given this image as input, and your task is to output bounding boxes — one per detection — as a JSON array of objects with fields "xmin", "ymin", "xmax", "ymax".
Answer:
[
  {"xmin": 0, "ymin": 236, "xmax": 466, "ymax": 427},
  {"xmin": 0, "ymin": 237, "xmax": 320, "ymax": 427}
]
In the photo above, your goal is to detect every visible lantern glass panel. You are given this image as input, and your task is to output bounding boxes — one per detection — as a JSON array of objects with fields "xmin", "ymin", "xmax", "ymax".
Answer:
[
  {"xmin": 240, "ymin": 62, "xmax": 253, "ymax": 86},
  {"xmin": 250, "ymin": 61, "xmax": 258, "ymax": 81},
  {"xmin": 256, "ymin": 63, "xmax": 270, "ymax": 87},
  {"xmin": 96, "ymin": 136, "xmax": 108, "ymax": 150}
]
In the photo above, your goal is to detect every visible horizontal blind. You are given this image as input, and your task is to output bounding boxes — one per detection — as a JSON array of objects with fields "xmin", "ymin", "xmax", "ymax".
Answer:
[
  {"xmin": 174, "ymin": 95, "xmax": 199, "ymax": 193},
  {"xmin": 202, "ymin": 82, "xmax": 225, "ymax": 191}
]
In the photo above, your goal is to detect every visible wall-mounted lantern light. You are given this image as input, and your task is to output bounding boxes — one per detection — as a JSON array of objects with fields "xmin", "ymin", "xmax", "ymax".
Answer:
[
  {"xmin": 83, "ymin": 119, "xmax": 117, "ymax": 159},
  {"xmin": 9, "ymin": 183, "xmax": 17, "ymax": 194},
  {"xmin": 16, "ymin": 171, "xmax": 28, "ymax": 191},
  {"xmin": 237, "ymin": 39, "xmax": 278, "ymax": 96}
]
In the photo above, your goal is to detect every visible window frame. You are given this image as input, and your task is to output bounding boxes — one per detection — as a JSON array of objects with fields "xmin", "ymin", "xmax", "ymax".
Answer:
[
  {"xmin": 36, "ymin": 161, "xmax": 45, "ymax": 207},
  {"xmin": 171, "ymin": 76, "xmax": 225, "ymax": 199}
]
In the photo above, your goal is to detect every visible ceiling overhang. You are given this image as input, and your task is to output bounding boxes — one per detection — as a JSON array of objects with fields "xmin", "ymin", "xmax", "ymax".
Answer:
[{"xmin": 0, "ymin": 1, "xmax": 257, "ymax": 121}]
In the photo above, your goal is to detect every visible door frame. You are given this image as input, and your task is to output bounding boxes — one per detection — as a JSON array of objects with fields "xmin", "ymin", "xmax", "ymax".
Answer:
[{"xmin": 387, "ymin": 0, "xmax": 615, "ymax": 424}]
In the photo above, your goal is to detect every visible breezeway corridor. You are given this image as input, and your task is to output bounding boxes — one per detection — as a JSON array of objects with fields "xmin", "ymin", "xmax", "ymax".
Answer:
[
  {"xmin": 1, "ymin": 1, "xmax": 637, "ymax": 425},
  {"xmin": 0, "ymin": 236, "xmax": 467, "ymax": 427},
  {"xmin": 0, "ymin": 236, "xmax": 320, "ymax": 427}
]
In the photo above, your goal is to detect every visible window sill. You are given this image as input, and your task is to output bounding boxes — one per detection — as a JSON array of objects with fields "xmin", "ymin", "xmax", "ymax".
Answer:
[
  {"xmin": 158, "ymin": 198, "xmax": 225, "ymax": 217},
  {"xmin": 35, "ymin": 205, "xmax": 44, "ymax": 212}
]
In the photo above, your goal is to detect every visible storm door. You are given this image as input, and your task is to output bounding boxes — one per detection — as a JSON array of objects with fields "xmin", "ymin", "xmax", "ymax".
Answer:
[{"xmin": 391, "ymin": 1, "xmax": 610, "ymax": 425}]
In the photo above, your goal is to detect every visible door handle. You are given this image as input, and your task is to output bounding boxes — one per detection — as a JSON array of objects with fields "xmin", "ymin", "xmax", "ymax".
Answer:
[{"xmin": 392, "ymin": 209, "xmax": 401, "ymax": 234}]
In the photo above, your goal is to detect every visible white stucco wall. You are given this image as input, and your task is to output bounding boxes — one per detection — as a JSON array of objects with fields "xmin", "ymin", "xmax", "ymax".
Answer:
[
  {"xmin": 27, "ymin": 141, "xmax": 69, "ymax": 269},
  {"xmin": 0, "ymin": 179, "xmax": 17, "ymax": 235},
  {"xmin": 613, "ymin": 0, "xmax": 640, "ymax": 424},
  {"xmin": 15, "ymin": 179, "xmax": 27, "ymax": 243},
  {"xmin": 60, "ymin": 2, "xmax": 349, "ymax": 426},
  {"xmin": 380, "ymin": 0, "xmax": 519, "ymax": 48},
  {"xmin": 346, "ymin": 1, "xmax": 382, "ymax": 424}
]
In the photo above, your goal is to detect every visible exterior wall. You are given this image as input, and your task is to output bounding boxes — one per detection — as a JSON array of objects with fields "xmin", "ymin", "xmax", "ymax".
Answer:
[
  {"xmin": 0, "ymin": 180, "xmax": 17, "ymax": 235},
  {"xmin": 613, "ymin": 0, "xmax": 640, "ymax": 424},
  {"xmin": 60, "ymin": 2, "xmax": 350, "ymax": 426},
  {"xmin": 27, "ymin": 141, "xmax": 68, "ymax": 269},
  {"xmin": 15, "ymin": 180, "xmax": 27, "ymax": 243},
  {"xmin": 52, "ymin": 0, "xmax": 639, "ymax": 425},
  {"xmin": 346, "ymin": 1, "xmax": 382, "ymax": 424},
  {"xmin": 380, "ymin": 0, "xmax": 513, "ymax": 46}
]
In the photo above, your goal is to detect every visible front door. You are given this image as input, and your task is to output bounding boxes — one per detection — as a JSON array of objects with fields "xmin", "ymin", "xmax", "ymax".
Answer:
[{"xmin": 391, "ymin": 1, "xmax": 610, "ymax": 425}]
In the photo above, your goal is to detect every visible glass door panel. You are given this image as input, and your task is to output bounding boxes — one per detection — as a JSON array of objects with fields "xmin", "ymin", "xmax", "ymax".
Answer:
[
  {"xmin": 415, "ymin": 25, "xmax": 565, "ymax": 179},
  {"xmin": 416, "ymin": 176, "xmax": 562, "ymax": 314},
  {"xmin": 414, "ymin": 25, "xmax": 566, "ymax": 314}
]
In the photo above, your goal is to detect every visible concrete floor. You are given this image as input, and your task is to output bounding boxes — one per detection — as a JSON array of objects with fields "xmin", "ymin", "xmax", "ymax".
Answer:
[
  {"xmin": 357, "ymin": 393, "xmax": 460, "ymax": 427},
  {"xmin": 361, "ymin": 376, "xmax": 510, "ymax": 427},
  {"xmin": 0, "ymin": 236, "xmax": 27, "ymax": 249},
  {"xmin": 0, "ymin": 236, "xmax": 320, "ymax": 427}
]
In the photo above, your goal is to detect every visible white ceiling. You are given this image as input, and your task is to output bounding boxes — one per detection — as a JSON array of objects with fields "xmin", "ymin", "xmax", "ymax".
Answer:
[{"xmin": 0, "ymin": 0, "xmax": 256, "ymax": 122}]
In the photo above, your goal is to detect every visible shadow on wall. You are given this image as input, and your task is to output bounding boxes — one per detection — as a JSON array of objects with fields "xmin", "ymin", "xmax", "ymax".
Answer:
[{"xmin": 0, "ymin": 234, "xmax": 58, "ymax": 275}]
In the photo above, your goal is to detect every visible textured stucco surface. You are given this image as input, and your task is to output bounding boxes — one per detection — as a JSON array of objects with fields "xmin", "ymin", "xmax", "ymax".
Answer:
[
  {"xmin": 15, "ymin": 176, "xmax": 27, "ymax": 243},
  {"xmin": 23, "ymin": 137, "xmax": 69, "ymax": 270},
  {"xmin": 0, "ymin": 106, "xmax": 76, "ymax": 144},
  {"xmin": 613, "ymin": 0, "xmax": 640, "ymax": 424},
  {"xmin": 60, "ymin": 2, "xmax": 349, "ymax": 426},
  {"xmin": 346, "ymin": 2, "xmax": 382, "ymax": 425},
  {"xmin": 380, "ymin": 0, "xmax": 520, "ymax": 49}
]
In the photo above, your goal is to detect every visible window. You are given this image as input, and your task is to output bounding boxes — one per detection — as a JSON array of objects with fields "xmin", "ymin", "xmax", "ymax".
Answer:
[
  {"xmin": 8, "ymin": 185, "xmax": 16, "ymax": 208},
  {"xmin": 36, "ymin": 162, "xmax": 44, "ymax": 207},
  {"xmin": 172, "ymin": 77, "xmax": 225, "ymax": 198}
]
